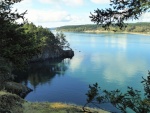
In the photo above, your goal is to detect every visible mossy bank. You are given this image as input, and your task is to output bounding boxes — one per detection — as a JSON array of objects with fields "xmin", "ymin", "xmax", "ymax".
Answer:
[{"xmin": 0, "ymin": 91, "xmax": 109, "ymax": 113}]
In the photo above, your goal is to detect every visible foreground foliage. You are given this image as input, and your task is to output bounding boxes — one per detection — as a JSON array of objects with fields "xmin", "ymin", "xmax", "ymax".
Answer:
[
  {"xmin": 0, "ymin": 91, "xmax": 108, "ymax": 113},
  {"xmin": 83, "ymin": 73, "xmax": 150, "ymax": 113},
  {"xmin": 0, "ymin": 0, "xmax": 39, "ymax": 69},
  {"xmin": 0, "ymin": 91, "xmax": 24, "ymax": 113},
  {"xmin": 90, "ymin": 0, "xmax": 150, "ymax": 29},
  {"xmin": 0, "ymin": 0, "xmax": 70, "ymax": 88}
]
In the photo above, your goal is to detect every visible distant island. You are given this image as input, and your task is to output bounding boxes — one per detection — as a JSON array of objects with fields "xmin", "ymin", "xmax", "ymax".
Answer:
[{"xmin": 56, "ymin": 22, "xmax": 150, "ymax": 35}]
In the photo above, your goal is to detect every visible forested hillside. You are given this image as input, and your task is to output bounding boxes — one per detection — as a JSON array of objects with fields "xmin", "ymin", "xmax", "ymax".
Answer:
[
  {"xmin": 0, "ymin": 0, "xmax": 73, "ymax": 93},
  {"xmin": 56, "ymin": 22, "xmax": 150, "ymax": 34}
]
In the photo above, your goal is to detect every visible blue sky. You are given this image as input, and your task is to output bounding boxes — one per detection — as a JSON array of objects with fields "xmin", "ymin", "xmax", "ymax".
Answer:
[{"xmin": 14, "ymin": 0, "xmax": 150, "ymax": 28}]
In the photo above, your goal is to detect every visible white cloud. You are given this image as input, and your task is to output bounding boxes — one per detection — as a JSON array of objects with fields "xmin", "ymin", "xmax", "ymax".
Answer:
[
  {"xmin": 22, "ymin": 9, "xmax": 91, "ymax": 27},
  {"xmin": 13, "ymin": 0, "xmax": 87, "ymax": 26},
  {"xmin": 13, "ymin": 0, "xmax": 32, "ymax": 8},
  {"xmin": 90, "ymin": 0, "xmax": 110, "ymax": 4},
  {"xmin": 11, "ymin": 0, "xmax": 98, "ymax": 27},
  {"xmin": 26, "ymin": 9, "xmax": 71, "ymax": 23},
  {"xmin": 140, "ymin": 12, "xmax": 150, "ymax": 22},
  {"xmin": 26, "ymin": 9, "xmax": 90, "ymax": 23},
  {"xmin": 38, "ymin": 0, "xmax": 58, "ymax": 4},
  {"xmin": 39, "ymin": 0, "xmax": 84, "ymax": 6},
  {"xmin": 64, "ymin": 0, "xmax": 84, "ymax": 6},
  {"xmin": 128, "ymin": 12, "xmax": 150, "ymax": 23}
]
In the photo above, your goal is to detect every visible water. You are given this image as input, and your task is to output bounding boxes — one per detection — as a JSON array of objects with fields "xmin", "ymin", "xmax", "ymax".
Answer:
[{"xmin": 15, "ymin": 32, "xmax": 150, "ymax": 112}]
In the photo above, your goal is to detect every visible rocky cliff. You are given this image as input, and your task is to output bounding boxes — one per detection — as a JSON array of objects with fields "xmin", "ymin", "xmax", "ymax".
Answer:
[{"xmin": 31, "ymin": 47, "xmax": 74, "ymax": 62}]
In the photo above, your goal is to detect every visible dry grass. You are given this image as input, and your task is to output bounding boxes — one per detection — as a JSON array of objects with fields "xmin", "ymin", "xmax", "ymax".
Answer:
[
  {"xmin": 0, "ymin": 91, "xmax": 24, "ymax": 113},
  {"xmin": 23, "ymin": 102, "xmax": 109, "ymax": 113},
  {"xmin": 0, "ymin": 91, "xmax": 109, "ymax": 113},
  {"xmin": 50, "ymin": 102, "xmax": 69, "ymax": 109},
  {"xmin": 23, "ymin": 102, "xmax": 79, "ymax": 113},
  {"xmin": 0, "ymin": 90, "xmax": 7, "ymax": 95}
]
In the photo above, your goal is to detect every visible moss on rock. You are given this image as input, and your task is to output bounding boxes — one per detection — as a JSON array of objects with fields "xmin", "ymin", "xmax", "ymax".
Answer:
[
  {"xmin": 0, "ymin": 91, "xmax": 24, "ymax": 113},
  {"xmin": 4, "ymin": 82, "xmax": 33, "ymax": 98},
  {"xmin": 0, "ymin": 91, "xmax": 109, "ymax": 113}
]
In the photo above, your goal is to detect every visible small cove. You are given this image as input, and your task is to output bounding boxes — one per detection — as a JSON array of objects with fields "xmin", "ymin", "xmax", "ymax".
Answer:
[{"xmin": 15, "ymin": 32, "xmax": 150, "ymax": 112}]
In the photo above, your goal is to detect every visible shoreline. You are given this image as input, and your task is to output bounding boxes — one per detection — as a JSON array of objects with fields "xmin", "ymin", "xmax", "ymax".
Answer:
[
  {"xmin": 83, "ymin": 30, "xmax": 150, "ymax": 36},
  {"xmin": 0, "ymin": 91, "xmax": 110, "ymax": 113},
  {"xmin": 58, "ymin": 30, "xmax": 150, "ymax": 36}
]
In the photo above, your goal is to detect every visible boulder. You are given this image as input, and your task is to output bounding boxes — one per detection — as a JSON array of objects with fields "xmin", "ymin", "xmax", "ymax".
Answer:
[
  {"xmin": 31, "ymin": 49, "xmax": 74, "ymax": 62},
  {"xmin": 0, "ymin": 91, "xmax": 24, "ymax": 113},
  {"xmin": 4, "ymin": 82, "xmax": 33, "ymax": 98},
  {"xmin": 62, "ymin": 50, "xmax": 74, "ymax": 58}
]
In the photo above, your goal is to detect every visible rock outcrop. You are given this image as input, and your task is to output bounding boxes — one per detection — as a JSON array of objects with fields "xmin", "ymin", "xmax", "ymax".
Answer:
[
  {"xmin": 62, "ymin": 50, "xmax": 74, "ymax": 58},
  {"xmin": 31, "ymin": 48, "xmax": 74, "ymax": 62},
  {"xmin": 0, "ymin": 91, "xmax": 24, "ymax": 113},
  {"xmin": 4, "ymin": 82, "xmax": 33, "ymax": 98}
]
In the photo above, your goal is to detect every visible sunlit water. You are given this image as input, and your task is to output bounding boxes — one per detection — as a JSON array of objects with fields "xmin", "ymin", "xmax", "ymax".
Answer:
[{"xmin": 15, "ymin": 32, "xmax": 150, "ymax": 112}]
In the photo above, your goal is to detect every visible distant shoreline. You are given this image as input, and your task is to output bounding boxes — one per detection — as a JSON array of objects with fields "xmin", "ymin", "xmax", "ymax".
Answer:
[
  {"xmin": 56, "ymin": 22, "xmax": 150, "ymax": 36},
  {"xmin": 56, "ymin": 30, "xmax": 150, "ymax": 36},
  {"xmin": 83, "ymin": 30, "xmax": 150, "ymax": 36}
]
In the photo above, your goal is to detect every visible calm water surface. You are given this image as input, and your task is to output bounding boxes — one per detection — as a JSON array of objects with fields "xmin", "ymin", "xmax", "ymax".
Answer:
[{"xmin": 15, "ymin": 32, "xmax": 150, "ymax": 112}]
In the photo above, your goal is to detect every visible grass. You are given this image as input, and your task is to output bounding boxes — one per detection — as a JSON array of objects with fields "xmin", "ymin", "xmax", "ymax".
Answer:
[
  {"xmin": 23, "ymin": 102, "xmax": 78, "ymax": 113},
  {"xmin": 0, "ymin": 90, "xmax": 7, "ymax": 95},
  {"xmin": 0, "ymin": 91, "xmax": 109, "ymax": 113},
  {"xmin": 23, "ymin": 102, "xmax": 109, "ymax": 113},
  {"xmin": 0, "ymin": 91, "xmax": 24, "ymax": 113}
]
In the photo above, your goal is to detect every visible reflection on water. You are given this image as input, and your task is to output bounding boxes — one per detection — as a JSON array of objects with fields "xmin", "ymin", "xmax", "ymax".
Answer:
[
  {"xmin": 105, "ymin": 34, "xmax": 127, "ymax": 49},
  {"xmin": 64, "ymin": 32, "xmax": 150, "ymax": 91},
  {"xmin": 14, "ymin": 58, "xmax": 70, "ymax": 90},
  {"xmin": 91, "ymin": 53, "xmax": 147, "ymax": 85},
  {"xmin": 15, "ymin": 32, "xmax": 150, "ymax": 112},
  {"xmin": 69, "ymin": 54, "xmax": 84, "ymax": 72}
]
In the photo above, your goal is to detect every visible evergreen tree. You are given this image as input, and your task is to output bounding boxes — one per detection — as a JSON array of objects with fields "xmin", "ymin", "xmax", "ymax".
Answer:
[
  {"xmin": 0, "ymin": 0, "xmax": 40, "ymax": 69},
  {"xmin": 90, "ymin": 0, "xmax": 150, "ymax": 29}
]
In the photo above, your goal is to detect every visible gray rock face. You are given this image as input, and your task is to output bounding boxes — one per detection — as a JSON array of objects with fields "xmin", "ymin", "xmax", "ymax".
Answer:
[
  {"xmin": 62, "ymin": 50, "xmax": 74, "ymax": 58},
  {"xmin": 31, "ymin": 48, "xmax": 74, "ymax": 62},
  {"xmin": 4, "ymin": 82, "xmax": 33, "ymax": 98}
]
